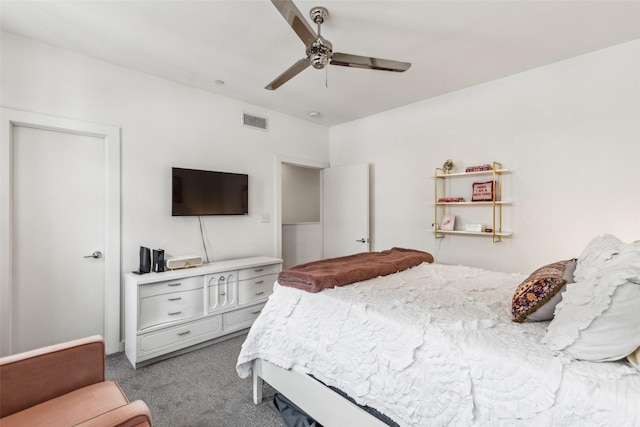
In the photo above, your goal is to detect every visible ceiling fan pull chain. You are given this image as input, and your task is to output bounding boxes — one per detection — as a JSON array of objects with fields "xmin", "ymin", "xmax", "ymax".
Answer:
[{"xmin": 325, "ymin": 66, "xmax": 328, "ymax": 88}]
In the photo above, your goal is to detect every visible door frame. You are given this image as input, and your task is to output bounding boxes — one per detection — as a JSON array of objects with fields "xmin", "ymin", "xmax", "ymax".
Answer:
[
  {"xmin": 1, "ymin": 108, "xmax": 121, "ymax": 355},
  {"xmin": 275, "ymin": 156, "xmax": 329, "ymax": 260}
]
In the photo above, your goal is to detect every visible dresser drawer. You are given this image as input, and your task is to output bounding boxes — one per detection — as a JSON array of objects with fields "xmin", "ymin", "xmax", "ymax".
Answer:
[
  {"xmin": 223, "ymin": 303, "xmax": 266, "ymax": 331},
  {"xmin": 140, "ymin": 276, "xmax": 203, "ymax": 299},
  {"xmin": 139, "ymin": 288, "xmax": 203, "ymax": 329},
  {"xmin": 206, "ymin": 272, "xmax": 238, "ymax": 313},
  {"xmin": 238, "ymin": 263, "xmax": 281, "ymax": 281},
  {"xmin": 238, "ymin": 273, "xmax": 277, "ymax": 305},
  {"xmin": 138, "ymin": 315, "xmax": 223, "ymax": 357}
]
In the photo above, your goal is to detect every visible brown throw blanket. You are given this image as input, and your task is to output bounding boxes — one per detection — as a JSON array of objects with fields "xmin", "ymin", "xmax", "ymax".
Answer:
[{"xmin": 277, "ymin": 247, "xmax": 434, "ymax": 293}]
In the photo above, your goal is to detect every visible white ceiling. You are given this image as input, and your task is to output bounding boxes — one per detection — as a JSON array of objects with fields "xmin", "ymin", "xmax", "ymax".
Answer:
[{"xmin": 2, "ymin": 0, "xmax": 640, "ymax": 127}]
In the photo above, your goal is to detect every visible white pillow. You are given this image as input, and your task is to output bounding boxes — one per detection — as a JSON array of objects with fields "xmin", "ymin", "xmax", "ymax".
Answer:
[
  {"xmin": 543, "ymin": 248, "xmax": 640, "ymax": 362},
  {"xmin": 573, "ymin": 234, "xmax": 623, "ymax": 282}
]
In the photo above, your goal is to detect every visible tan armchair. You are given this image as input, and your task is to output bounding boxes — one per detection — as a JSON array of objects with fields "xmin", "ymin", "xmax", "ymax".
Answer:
[{"xmin": 0, "ymin": 335, "xmax": 151, "ymax": 427}]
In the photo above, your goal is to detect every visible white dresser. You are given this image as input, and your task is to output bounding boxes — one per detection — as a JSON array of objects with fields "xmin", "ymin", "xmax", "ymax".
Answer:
[{"xmin": 125, "ymin": 256, "xmax": 281, "ymax": 368}]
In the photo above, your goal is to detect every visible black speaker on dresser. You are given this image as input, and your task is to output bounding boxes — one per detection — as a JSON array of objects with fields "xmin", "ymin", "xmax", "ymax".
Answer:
[
  {"xmin": 139, "ymin": 246, "xmax": 151, "ymax": 274},
  {"xmin": 152, "ymin": 249, "xmax": 165, "ymax": 273}
]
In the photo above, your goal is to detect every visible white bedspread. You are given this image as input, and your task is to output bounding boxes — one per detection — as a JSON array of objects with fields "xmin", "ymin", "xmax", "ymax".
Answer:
[{"xmin": 236, "ymin": 263, "xmax": 640, "ymax": 426}]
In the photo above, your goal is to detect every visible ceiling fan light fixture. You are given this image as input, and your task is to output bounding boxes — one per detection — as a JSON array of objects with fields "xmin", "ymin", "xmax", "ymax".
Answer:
[
  {"xmin": 307, "ymin": 38, "xmax": 332, "ymax": 69},
  {"xmin": 310, "ymin": 53, "xmax": 328, "ymax": 69},
  {"xmin": 265, "ymin": 0, "xmax": 411, "ymax": 90}
]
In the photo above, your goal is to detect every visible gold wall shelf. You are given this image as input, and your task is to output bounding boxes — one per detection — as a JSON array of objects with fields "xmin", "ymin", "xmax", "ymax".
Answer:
[{"xmin": 433, "ymin": 161, "xmax": 512, "ymax": 243}]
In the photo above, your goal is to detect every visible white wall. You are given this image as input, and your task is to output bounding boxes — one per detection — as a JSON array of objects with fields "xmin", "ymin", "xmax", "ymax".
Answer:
[
  {"xmin": 282, "ymin": 224, "xmax": 322, "ymax": 269},
  {"xmin": 1, "ymin": 32, "xmax": 329, "ymax": 266},
  {"xmin": 281, "ymin": 164, "xmax": 320, "ymax": 224},
  {"xmin": 330, "ymin": 39, "xmax": 640, "ymax": 274},
  {"xmin": 1, "ymin": 32, "xmax": 329, "ymax": 341},
  {"xmin": 3, "ymin": 30, "xmax": 640, "ymax": 337}
]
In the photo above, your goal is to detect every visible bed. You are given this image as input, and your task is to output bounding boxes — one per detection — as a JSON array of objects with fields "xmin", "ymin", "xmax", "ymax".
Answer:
[{"xmin": 237, "ymin": 241, "xmax": 640, "ymax": 426}]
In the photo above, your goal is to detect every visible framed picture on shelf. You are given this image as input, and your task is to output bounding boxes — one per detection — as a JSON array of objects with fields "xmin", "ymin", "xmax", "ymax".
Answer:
[
  {"xmin": 471, "ymin": 180, "xmax": 494, "ymax": 202},
  {"xmin": 441, "ymin": 215, "xmax": 456, "ymax": 231}
]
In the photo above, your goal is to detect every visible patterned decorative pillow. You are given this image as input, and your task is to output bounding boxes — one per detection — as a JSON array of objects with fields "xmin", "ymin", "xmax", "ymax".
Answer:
[{"xmin": 511, "ymin": 259, "xmax": 577, "ymax": 323}]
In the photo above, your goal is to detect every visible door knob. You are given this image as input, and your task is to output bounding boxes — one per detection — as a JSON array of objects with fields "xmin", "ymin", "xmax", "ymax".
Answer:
[
  {"xmin": 84, "ymin": 251, "xmax": 103, "ymax": 259},
  {"xmin": 355, "ymin": 238, "xmax": 367, "ymax": 243}
]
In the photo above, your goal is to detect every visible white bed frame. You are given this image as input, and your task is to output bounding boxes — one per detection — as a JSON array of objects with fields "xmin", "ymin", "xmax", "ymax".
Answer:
[{"xmin": 252, "ymin": 359, "xmax": 389, "ymax": 426}]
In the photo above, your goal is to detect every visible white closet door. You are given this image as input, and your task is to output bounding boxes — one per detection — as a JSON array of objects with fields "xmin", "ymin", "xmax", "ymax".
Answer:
[
  {"xmin": 12, "ymin": 125, "xmax": 105, "ymax": 353},
  {"xmin": 322, "ymin": 163, "xmax": 370, "ymax": 259}
]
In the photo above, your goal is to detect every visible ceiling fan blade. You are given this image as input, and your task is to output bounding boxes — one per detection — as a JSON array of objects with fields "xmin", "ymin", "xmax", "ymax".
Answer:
[
  {"xmin": 331, "ymin": 53, "xmax": 411, "ymax": 72},
  {"xmin": 265, "ymin": 58, "xmax": 311, "ymax": 90},
  {"xmin": 271, "ymin": 0, "xmax": 317, "ymax": 46}
]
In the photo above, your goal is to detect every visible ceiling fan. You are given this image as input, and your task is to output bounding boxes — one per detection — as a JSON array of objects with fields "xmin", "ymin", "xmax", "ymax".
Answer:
[{"xmin": 266, "ymin": 0, "xmax": 411, "ymax": 90}]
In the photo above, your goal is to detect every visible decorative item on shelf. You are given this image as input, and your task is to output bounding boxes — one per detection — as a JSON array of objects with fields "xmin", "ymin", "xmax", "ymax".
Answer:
[
  {"xmin": 441, "ymin": 215, "xmax": 456, "ymax": 231},
  {"xmin": 485, "ymin": 228, "xmax": 493, "ymax": 233},
  {"xmin": 442, "ymin": 159, "xmax": 454, "ymax": 174},
  {"xmin": 465, "ymin": 164, "xmax": 493, "ymax": 173},
  {"xmin": 437, "ymin": 197, "xmax": 465, "ymax": 203},
  {"xmin": 471, "ymin": 180, "xmax": 494, "ymax": 202},
  {"xmin": 465, "ymin": 223, "xmax": 484, "ymax": 232}
]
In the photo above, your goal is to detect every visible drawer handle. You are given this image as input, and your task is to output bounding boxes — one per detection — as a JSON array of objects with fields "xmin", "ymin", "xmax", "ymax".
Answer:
[
  {"xmin": 255, "ymin": 291, "xmax": 264, "ymax": 296},
  {"xmin": 168, "ymin": 283, "xmax": 181, "ymax": 287},
  {"xmin": 168, "ymin": 311, "xmax": 182, "ymax": 316},
  {"xmin": 177, "ymin": 330, "xmax": 191, "ymax": 336},
  {"xmin": 255, "ymin": 280, "xmax": 264, "ymax": 285},
  {"xmin": 168, "ymin": 297, "xmax": 182, "ymax": 301},
  {"xmin": 251, "ymin": 310, "xmax": 262, "ymax": 314},
  {"xmin": 220, "ymin": 291, "xmax": 226, "ymax": 296},
  {"xmin": 254, "ymin": 268, "xmax": 264, "ymax": 272}
]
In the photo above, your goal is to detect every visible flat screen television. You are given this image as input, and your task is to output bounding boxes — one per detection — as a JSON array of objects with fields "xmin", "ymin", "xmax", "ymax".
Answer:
[{"xmin": 172, "ymin": 167, "xmax": 248, "ymax": 216}]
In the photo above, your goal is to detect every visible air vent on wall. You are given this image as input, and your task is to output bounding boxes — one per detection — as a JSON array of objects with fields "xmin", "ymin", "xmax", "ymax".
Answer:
[{"xmin": 243, "ymin": 113, "xmax": 268, "ymax": 131}]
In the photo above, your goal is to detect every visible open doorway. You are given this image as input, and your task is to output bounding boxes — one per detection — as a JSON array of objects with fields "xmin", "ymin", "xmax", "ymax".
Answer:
[
  {"xmin": 275, "ymin": 158, "xmax": 370, "ymax": 269},
  {"xmin": 281, "ymin": 164, "xmax": 322, "ymax": 269},
  {"xmin": 276, "ymin": 157, "xmax": 328, "ymax": 269}
]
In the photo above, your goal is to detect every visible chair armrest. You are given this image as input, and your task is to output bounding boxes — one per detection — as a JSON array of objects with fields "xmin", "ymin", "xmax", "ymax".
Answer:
[
  {"xmin": 75, "ymin": 400, "xmax": 153, "ymax": 427},
  {"xmin": 0, "ymin": 335, "xmax": 105, "ymax": 418}
]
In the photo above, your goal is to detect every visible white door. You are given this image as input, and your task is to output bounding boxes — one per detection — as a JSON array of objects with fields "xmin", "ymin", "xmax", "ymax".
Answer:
[
  {"xmin": 0, "ymin": 109, "xmax": 121, "ymax": 356},
  {"xmin": 322, "ymin": 163, "xmax": 370, "ymax": 259},
  {"xmin": 13, "ymin": 127, "xmax": 104, "ymax": 353}
]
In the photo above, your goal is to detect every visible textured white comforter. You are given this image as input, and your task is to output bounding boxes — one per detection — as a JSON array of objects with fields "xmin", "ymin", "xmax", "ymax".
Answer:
[{"xmin": 236, "ymin": 263, "xmax": 640, "ymax": 426}]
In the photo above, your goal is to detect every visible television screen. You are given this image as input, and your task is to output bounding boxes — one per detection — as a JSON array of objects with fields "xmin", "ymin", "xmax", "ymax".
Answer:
[{"xmin": 172, "ymin": 167, "xmax": 248, "ymax": 216}]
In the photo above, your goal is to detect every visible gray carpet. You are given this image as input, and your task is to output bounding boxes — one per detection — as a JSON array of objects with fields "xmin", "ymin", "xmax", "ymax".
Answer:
[{"xmin": 106, "ymin": 334, "xmax": 286, "ymax": 427}]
